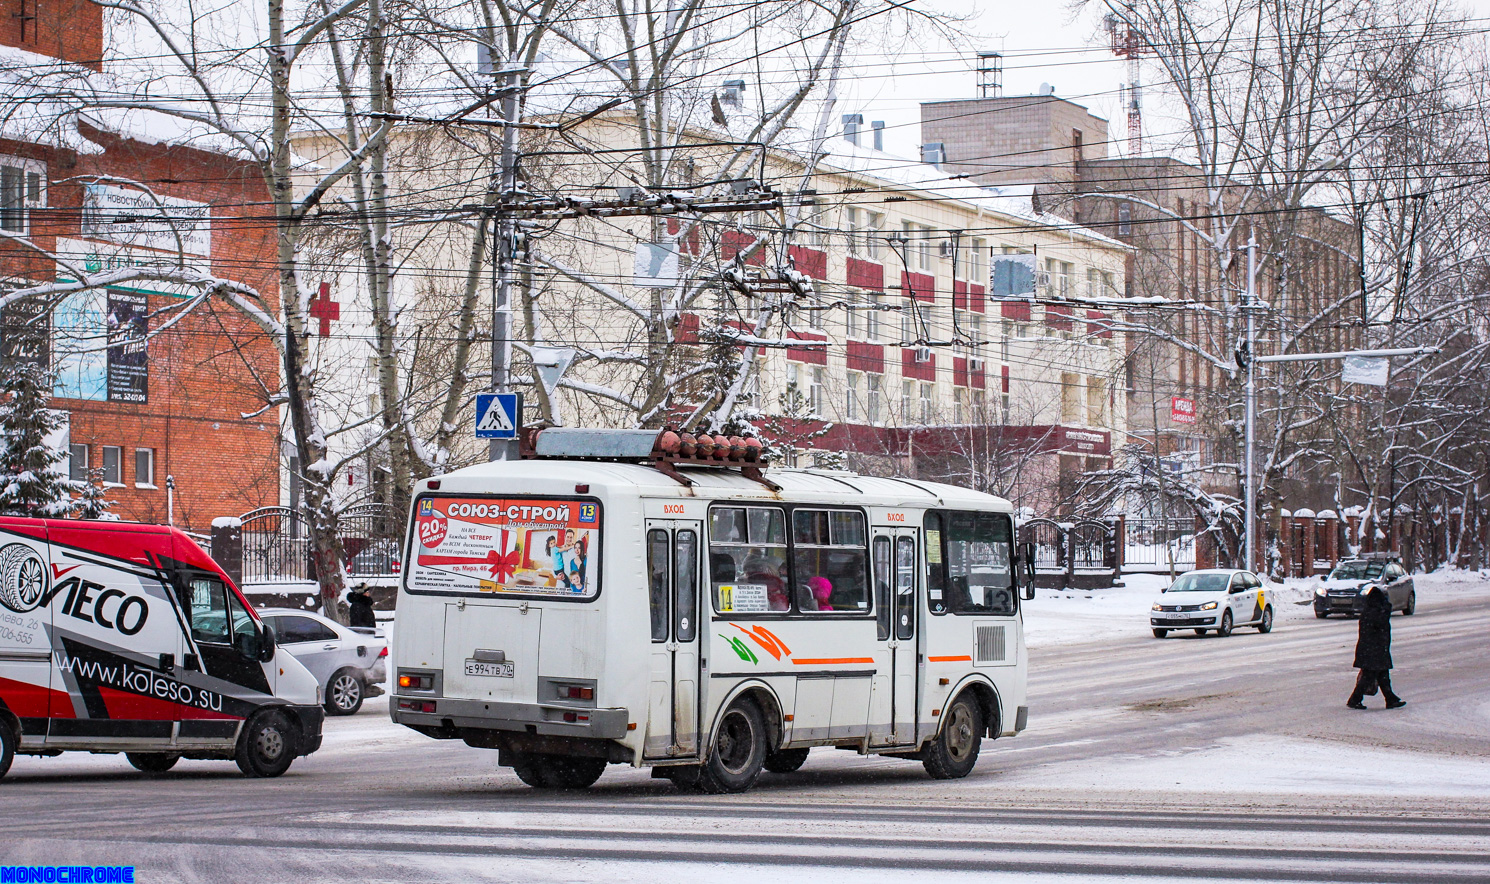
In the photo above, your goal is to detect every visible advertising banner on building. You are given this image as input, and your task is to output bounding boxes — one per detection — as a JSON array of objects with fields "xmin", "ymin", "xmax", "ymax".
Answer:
[
  {"xmin": 106, "ymin": 292, "xmax": 149, "ymax": 403},
  {"xmin": 408, "ymin": 496, "xmax": 601, "ymax": 598},
  {"xmin": 81, "ymin": 184, "xmax": 212, "ymax": 256},
  {"xmin": 0, "ymin": 297, "xmax": 50, "ymax": 370},
  {"xmin": 1171, "ymin": 396, "xmax": 1197, "ymax": 424}
]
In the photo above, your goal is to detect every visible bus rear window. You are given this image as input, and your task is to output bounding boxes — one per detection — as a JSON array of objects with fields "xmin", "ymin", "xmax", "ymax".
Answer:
[{"xmin": 407, "ymin": 496, "xmax": 601, "ymax": 599}]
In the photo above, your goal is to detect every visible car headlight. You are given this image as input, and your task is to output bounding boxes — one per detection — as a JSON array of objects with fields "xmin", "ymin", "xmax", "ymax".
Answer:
[
  {"xmin": 1358, "ymin": 585, "xmax": 1375, "ymax": 595},
  {"xmin": 1314, "ymin": 587, "xmax": 1327, "ymax": 596},
  {"xmin": 1151, "ymin": 602, "xmax": 1163, "ymax": 611},
  {"xmin": 1200, "ymin": 601, "xmax": 1218, "ymax": 610}
]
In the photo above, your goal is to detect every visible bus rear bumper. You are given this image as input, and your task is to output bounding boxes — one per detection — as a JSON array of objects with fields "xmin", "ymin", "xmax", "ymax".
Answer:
[{"xmin": 392, "ymin": 695, "xmax": 631, "ymax": 741}]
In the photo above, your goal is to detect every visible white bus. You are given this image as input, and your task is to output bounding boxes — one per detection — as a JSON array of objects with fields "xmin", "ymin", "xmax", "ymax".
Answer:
[{"xmin": 391, "ymin": 429, "xmax": 1034, "ymax": 793}]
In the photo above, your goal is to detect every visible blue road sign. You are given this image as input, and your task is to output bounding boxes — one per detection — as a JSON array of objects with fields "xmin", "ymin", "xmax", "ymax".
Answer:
[{"xmin": 475, "ymin": 393, "xmax": 520, "ymax": 439}]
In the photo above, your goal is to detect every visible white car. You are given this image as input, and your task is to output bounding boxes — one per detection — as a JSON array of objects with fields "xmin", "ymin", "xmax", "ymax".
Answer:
[
  {"xmin": 259, "ymin": 608, "xmax": 388, "ymax": 715},
  {"xmin": 1149, "ymin": 569, "xmax": 1275, "ymax": 638}
]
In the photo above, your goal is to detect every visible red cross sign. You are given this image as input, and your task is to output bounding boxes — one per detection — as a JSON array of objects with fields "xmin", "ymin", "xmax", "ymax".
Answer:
[{"xmin": 310, "ymin": 282, "xmax": 340, "ymax": 335}]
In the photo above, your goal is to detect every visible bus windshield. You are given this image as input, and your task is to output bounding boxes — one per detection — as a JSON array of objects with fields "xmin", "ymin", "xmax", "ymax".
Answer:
[{"xmin": 926, "ymin": 511, "xmax": 1015, "ymax": 615}]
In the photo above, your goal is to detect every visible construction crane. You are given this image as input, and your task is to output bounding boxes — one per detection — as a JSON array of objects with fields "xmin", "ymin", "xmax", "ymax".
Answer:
[{"xmin": 1106, "ymin": 15, "xmax": 1147, "ymax": 155}]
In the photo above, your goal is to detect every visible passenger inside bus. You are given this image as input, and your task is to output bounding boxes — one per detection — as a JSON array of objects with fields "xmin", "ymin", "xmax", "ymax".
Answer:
[
  {"xmin": 742, "ymin": 552, "xmax": 789, "ymax": 611},
  {"xmin": 800, "ymin": 576, "xmax": 834, "ymax": 611}
]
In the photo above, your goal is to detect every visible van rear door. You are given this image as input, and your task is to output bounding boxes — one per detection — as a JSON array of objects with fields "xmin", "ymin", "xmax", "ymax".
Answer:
[{"xmin": 0, "ymin": 524, "xmax": 53, "ymax": 747}]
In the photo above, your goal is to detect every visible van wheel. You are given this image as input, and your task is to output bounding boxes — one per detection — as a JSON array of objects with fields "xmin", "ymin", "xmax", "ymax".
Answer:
[
  {"xmin": 126, "ymin": 753, "xmax": 179, "ymax": 773},
  {"xmin": 923, "ymin": 694, "xmax": 982, "ymax": 779},
  {"xmin": 235, "ymin": 710, "xmax": 297, "ymax": 778},
  {"xmin": 0, "ymin": 718, "xmax": 15, "ymax": 780},
  {"xmin": 325, "ymin": 669, "xmax": 364, "ymax": 716},
  {"xmin": 510, "ymin": 753, "xmax": 605, "ymax": 789},
  {"xmin": 763, "ymin": 747, "xmax": 810, "ymax": 773},
  {"xmin": 695, "ymin": 699, "xmax": 767, "ymax": 793}
]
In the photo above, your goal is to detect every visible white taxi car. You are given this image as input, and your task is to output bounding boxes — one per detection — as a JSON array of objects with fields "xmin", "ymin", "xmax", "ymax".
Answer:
[{"xmin": 1150, "ymin": 569, "xmax": 1275, "ymax": 638}]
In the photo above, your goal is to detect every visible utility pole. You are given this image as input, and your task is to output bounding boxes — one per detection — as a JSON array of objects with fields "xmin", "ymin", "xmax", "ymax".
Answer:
[
  {"xmin": 1243, "ymin": 235, "xmax": 1258, "ymax": 571},
  {"xmin": 490, "ymin": 65, "xmax": 521, "ymax": 461}
]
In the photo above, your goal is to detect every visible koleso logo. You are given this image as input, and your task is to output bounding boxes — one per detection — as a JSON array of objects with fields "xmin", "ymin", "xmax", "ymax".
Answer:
[{"xmin": 0, "ymin": 542, "xmax": 48, "ymax": 614}]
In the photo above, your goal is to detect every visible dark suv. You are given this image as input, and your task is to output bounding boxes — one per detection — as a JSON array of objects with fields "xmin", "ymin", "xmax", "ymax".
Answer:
[{"xmin": 1312, "ymin": 555, "xmax": 1416, "ymax": 618}]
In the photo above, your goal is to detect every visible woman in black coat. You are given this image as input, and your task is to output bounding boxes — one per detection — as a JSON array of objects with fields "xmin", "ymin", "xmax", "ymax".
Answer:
[
  {"xmin": 346, "ymin": 585, "xmax": 377, "ymax": 629},
  {"xmin": 1348, "ymin": 586, "xmax": 1405, "ymax": 709}
]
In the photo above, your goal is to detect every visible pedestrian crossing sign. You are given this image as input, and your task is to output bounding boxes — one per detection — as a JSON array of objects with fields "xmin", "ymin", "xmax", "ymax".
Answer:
[{"xmin": 475, "ymin": 393, "xmax": 521, "ymax": 439}]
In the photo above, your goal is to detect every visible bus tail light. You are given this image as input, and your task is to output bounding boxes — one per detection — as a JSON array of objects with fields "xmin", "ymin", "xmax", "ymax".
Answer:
[
  {"xmin": 399, "ymin": 673, "xmax": 434, "ymax": 690},
  {"xmin": 398, "ymin": 699, "xmax": 436, "ymax": 714}
]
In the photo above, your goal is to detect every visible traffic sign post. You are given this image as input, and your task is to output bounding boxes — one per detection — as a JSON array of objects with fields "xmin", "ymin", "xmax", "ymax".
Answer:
[{"xmin": 476, "ymin": 392, "xmax": 522, "ymax": 441}]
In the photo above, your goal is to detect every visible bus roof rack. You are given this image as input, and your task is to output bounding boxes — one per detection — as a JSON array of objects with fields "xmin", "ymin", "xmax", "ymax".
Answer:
[{"xmin": 519, "ymin": 427, "xmax": 780, "ymax": 492}]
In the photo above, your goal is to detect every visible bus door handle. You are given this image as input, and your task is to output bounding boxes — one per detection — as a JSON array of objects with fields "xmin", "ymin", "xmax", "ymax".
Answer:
[
  {"xmin": 887, "ymin": 639, "xmax": 899, "ymax": 650},
  {"xmin": 665, "ymin": 641, "xmax": 678, "ymax": 652}
]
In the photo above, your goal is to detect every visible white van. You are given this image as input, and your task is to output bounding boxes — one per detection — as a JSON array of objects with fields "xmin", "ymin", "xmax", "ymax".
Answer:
[
  {"xmin": 0, "ymin": 518, "xmax": 324, "ymax": 779},
  {"xmin": 391, "ymin": 429, "xmax": 1034, "ymax": 793}
]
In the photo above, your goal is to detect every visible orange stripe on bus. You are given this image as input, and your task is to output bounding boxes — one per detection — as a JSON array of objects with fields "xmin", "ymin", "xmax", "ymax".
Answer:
[
  {"xmin": 792, "ymin": 657, "xmax": 874, "ymax": 665},
  {"xmin": 927, "ymin": 655, "xmax": 972, "ymax": 662}
]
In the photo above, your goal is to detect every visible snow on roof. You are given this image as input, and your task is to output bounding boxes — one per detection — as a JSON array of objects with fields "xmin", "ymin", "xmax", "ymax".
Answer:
[
  {"xmin": 0, "ymin": 43, "xmax": 250, "ymax": 159},
  {"xmin": 816, "ymin": 135, "xmax": 1130, "ymax": 252}
]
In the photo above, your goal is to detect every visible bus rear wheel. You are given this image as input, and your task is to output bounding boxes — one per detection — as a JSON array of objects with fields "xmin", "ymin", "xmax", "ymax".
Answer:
[
  {"xmin": 695, "ymin": 699, "xmax": 767, "ymax": 793},
  {"xmin": 510, "ymin": 753, "xmax": 605, "ymax": 789},
  {"xmin": 923, "ymin": 694, "xmax": 982, "ymax": 780},
  {"xmin": 763, "ymin": 746, "xmax": 810, "ymax": 773}
]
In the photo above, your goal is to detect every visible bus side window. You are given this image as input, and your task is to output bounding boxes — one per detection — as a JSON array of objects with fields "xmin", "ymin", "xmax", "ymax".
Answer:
[
  {"xmin": 709, "ymin": 506, "xmax": 789, "ymax": 613},
  {"xmin": 895, "ymin": 537, "xmax": 916, "ymax": 639},
  {"xmin": 791, "ymin": 509, "xmax": 868, "ymax": 614},
  {"xmin": 925, "ymin": 512, "xmax": 947, "ymax": 614},
  {"xmin": 873, "ymin": 536, "xmax": 892, "ymax": 640},
  {"xmin": 675, "ymin": 529, "xmax": 698, "ymax": 642},
  {"xmin": 647, "ymin": 529, "xmax": 669, "ymax": 642}
]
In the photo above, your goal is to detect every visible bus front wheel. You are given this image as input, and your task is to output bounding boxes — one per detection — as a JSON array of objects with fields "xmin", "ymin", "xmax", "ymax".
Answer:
[
  {"xmin": 695, "ymin": 699, "xmax": 767, "ymax": 793},
  {"xmin": 923, "ymin": 694, "xmax": 982, "ymax": 780}
]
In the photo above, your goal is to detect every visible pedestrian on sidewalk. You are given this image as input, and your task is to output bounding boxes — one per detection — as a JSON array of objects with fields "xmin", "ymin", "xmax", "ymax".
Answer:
[
  {"xmin": 1348, "ymin": 586, "xmax": 1405, "ymax": 710},
  {"xmin": 347, "ymin": 584, "xmax": 377, "ymax": 629}
]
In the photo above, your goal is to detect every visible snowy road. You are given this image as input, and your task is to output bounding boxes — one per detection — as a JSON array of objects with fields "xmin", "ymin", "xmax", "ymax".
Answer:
[{"xmin": 5, "ymin": 581, "xmax": 1489, "ymax": 883}]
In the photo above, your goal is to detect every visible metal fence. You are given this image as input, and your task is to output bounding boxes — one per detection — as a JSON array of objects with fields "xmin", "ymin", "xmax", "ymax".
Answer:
[
  {"xmin": 1120, "ymin": 518, "xmax": 1197, "ymax": 572},
  {"xmin": 239, "ymin": 503, "xmax": 402, "ymax": 585}
]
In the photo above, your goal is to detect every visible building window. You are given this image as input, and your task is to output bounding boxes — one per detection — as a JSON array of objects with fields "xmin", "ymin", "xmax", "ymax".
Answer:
[
  {"xmin": 845, "ymin": 295, "xmax": 862, "ymax": 339},
  {"xmin": 846, "ymin": 207, "xmax": 884, "ymax": 258},
  {"xmin": 901, "ymin": 380, "xmax": 914, "ymax": 422},
  {"xmin": 807, "ymin": 304, "xmax": 824, "ymax": 330},
  {"xmin": 867, "ymin": 374, "xmax": 882, "ymax": 425},
  {"xmin": 1061, "ymin": 374, "xmax": 1081, "ymax": 424},
  {"xmin": 901, "ymin": 301, "xmax": 918, "ymax": 344},
  {"xmin": 901, "ymin": 221, "xmax": 934, "ymax": 271},
  {"xmin": 966, "ymin": 312, "xmax": 984, "ymax": 347},
  {"xmin": 920, "ymin": 383, "xmax": 934, "ymax": 423},
  {"xmin": 809, "ymin": 367, "xmax": 825, "ymax": 416},
  {"xmin": 954, "ymin": 388, "xmax": 967, "ymax": 425},
  {"xmin": 972, "ymin": 388, "xmax": 986, "ymax": 419},
  {"xmin": 955, "ymin": 237, "xmax": 986, "ymax": 282},
  {"xmin": 134, "ymin": 448, "xmax": 155, "ymax": 487},
  {"xmin": 1087, "ymin": 378, "xmax": 1107, "ymax": 426},
  {"xmin": 846, "ymin": 370, "xmax": 862, "ymax": 422},
  {"xmin": 0, "ymin": 161, "xmax": 42, "ymax": 234},
  {"xmin": 69, "ymin": 443, "xmax": 88, "ymax": 483},
  {"xmin": 867, "ymin": 293, "xmax": 884, "ymax": 341},
  {"xmin": 101, "ymin": 445, "xmax": 122, "ymax": 486}
]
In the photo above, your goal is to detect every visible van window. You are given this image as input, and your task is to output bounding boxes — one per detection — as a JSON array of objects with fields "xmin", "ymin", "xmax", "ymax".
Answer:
[
  {"xmin": 791, "ymin": 509, "xmax": 868, "ymax": 613},
  {"xmin": 188, "ymin": 577, "xmax": 231, "ymax": 644},
  {"xmin": 927, "ymin": 511, "xmax": 1015, "ymax": 615},
  {"xmin": 710, "ymin": 506, "xmax": 788, "ymax": 613}
]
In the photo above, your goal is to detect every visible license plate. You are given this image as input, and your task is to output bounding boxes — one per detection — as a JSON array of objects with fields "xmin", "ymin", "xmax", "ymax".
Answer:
[{"xmin": 464, "ymin": 660, "xmax": 513, "ymax": 678}]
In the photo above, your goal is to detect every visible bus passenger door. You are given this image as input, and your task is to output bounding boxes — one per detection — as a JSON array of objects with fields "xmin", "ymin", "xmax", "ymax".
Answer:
[
  {"xmin": 871, "ymin": 528, "xmax": 918, "ymax": 746},
  {"xmin": 643, "ymin": 521, "xmax": 702, "ymax": 759}
]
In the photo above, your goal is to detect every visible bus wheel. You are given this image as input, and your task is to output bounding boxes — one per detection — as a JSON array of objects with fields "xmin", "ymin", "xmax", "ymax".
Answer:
[
  {"xmin": 763, "ymin": 747, "xmax": 810, "ymax": 773},
  {"xmin": 0, "ymin": 718, "xmax": 14, "ymax": 780},
  {"xmin": 923, "ymin": 694, "xmax": 982, "ymax": 780},
  {"xmin": 126, "ymin": 753, "xmax": 180, "ymax": 774},
  {"xmin": 696, "ymin": 699, "xmax": 767, "ymax": 793},
  {"xmin": 510, "ymin": 753, "xmax": 605, "ymax": 789},
  {"xmin": 235, "ymin": 710, "xmax": 297, "ymax": 778}
]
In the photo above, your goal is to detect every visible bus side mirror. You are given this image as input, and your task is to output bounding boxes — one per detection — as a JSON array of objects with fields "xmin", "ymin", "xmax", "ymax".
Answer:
[{"xmin": 1016, "ymin": 541, "xmax": 1036, "ymax": 600}]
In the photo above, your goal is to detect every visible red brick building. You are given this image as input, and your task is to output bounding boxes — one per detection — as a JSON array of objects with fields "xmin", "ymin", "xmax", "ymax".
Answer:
[{"xmin": 0, "ymin": 4, "xmax": 281, "ymax": 529}]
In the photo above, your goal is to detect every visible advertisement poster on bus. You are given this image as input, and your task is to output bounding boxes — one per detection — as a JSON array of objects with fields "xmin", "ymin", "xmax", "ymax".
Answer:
[{"xmin": 409, "ymin": 497, "xmax": 600, "ymax": 597}]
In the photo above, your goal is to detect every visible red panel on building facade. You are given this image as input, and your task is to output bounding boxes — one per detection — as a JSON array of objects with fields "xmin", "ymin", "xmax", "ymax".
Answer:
[
  {"xmin": 846, "ymin": 257, "xmax": 884, "ymax": 291},
  {"xmin": 1045, "ymin": 304, "xmax": 1074, "ymax": 331},
  {"xmin": 665, "ymin": 218, "xmax": 701, "ymax": 255},
  {"xmin": 675, "ymin": 312, "xmax": 700, "ymax": 343},
  {"xmin": 953, "ymin": 281, "xmax": 987, "ymax": 312},
  {"xmin": 1001, "ymin": 300, "xmax": 1031, "ymax": 321},
  {"xmin": 902, "ymin": 271, "xmax": 935, "ymax": 303},
  {"xmin": 787, "ymin": 330, "xmax": 828, "ymax": 365},
  {"xmin": 721, "ymin": 229, "xmax": 764, "ymax": 265},
  {"xmin": 901, "ymin": 347, "xmax": 937, "ymax": 381},
  {"xmin": 1001, "ymin": 364, "xmax": 1011, "ymax": 393},
  {"xmin": 1086, "ymin": 309, "xmax": 1112, "ymax": 338},
  {"xmin": 953, "ymin": 356, "xmax": 968, "ymax": 387},
  {"xmin": 846, "ymin": 341, "xmax": 884, "ymax": 373},
  {"xmin": 788, "ymin": 245, "xmax": 828, "ymax": 281}
]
